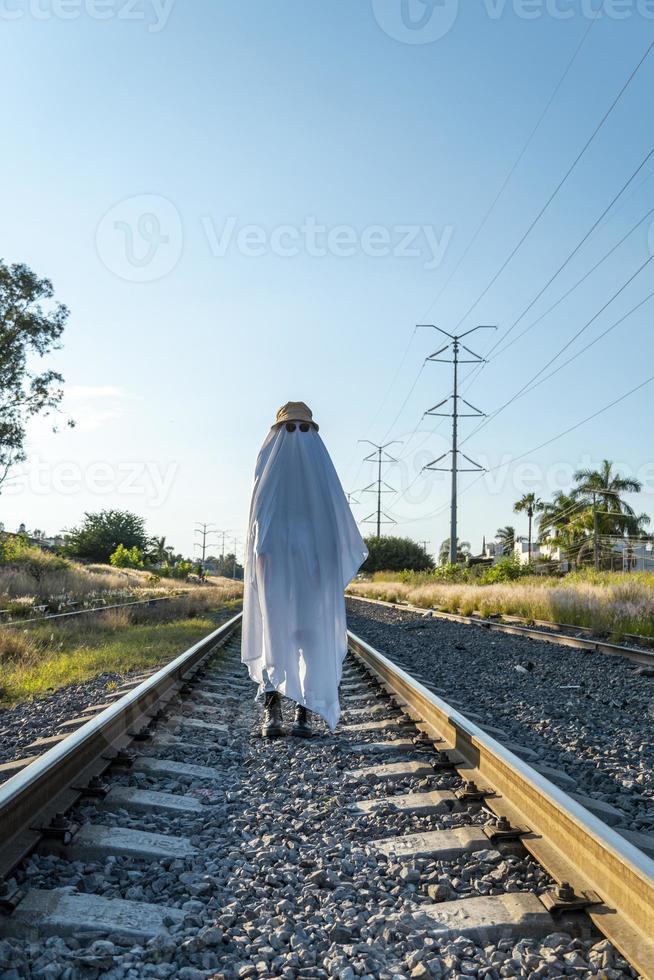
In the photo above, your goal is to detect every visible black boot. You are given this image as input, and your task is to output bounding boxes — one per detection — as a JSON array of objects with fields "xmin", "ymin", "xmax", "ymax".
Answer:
[
  {"xmin": 262, "ymin": 691, "xmax": 284, "ymax": 738},
  {"xmin": 291, "ymin": 704, "xmax": 312, "ymax": 738}
]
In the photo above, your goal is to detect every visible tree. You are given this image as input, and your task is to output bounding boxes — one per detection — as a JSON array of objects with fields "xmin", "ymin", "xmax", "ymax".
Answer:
[
  {"xmin": 362, "ymin": 536, "xmax": 433, "ymax": 574},
  {"xmin": 495, "ymin": 525, "xmax": 515, "ymax": 556},
  {"xmin": 438, "ymin": 538, "xmax": 471, "ymax": 566},
  {"xmin": 211, "ymin": 552, "xmax": 244, "ymax": 579},
  {"xmin": 538, "ymin": 491, "xmax": 589, "ymax": 565},
  {"xmin": 0, "ymin": 260, "xmax": 71, "ymax": 487},
  {"xmin": 573, "ymin": 459, "xmax": 649, "ymax": 568},
  {"xmin": 65, "ymin": 510, "xmax": 149, "ymax": 563},
  {"xmin": 513, "ymin": 493, "xmax": 544, "ymax": 562},
  {"xmin": 148, "ymin": 535, "xmax": 169, "ymax": 564}
]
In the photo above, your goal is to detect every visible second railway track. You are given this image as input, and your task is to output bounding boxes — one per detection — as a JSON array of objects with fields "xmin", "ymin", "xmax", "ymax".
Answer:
[
  {"xmin": 345, "ymin": 593, "xmax": 654, "ymax": 667},
  {"xmin": 0, "ymin": 613, "xmax": 651, "ymax": 978}
]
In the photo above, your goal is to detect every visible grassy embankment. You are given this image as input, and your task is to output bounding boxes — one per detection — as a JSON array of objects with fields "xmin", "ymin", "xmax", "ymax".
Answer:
[
  {"xmin": 0, "ymin": 564, "xmax": 243, "ymax": 705},
  {"xmin": 0, "ymin": 553, "xmax": 210, "ymax": 618},
  {"xmin": 347, "ymin": 569, "xmax": 654, "ymax": 640}
]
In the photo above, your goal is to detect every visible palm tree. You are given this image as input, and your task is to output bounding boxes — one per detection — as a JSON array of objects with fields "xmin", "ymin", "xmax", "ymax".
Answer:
[
  {"xmin": 495, "ymin": 525, "xmax": 515, "ymax": 556},
  {"xmin": 439, "ymin": 538, "xmax": 471, "ymax": 566},
  {"xmin": 538, "ymin": 491, "xmax": 590, "ymax": 566},
  {"xmin": 573, "ymin": 460, "xmax": 648, "ymax": 568},
  {"xmin": 513, "ymin": 493, "xmax": 544, "ymax": 562},
  {"xmin": 148, "ymin": 535, "xmax": 168, "ymax": 563}
]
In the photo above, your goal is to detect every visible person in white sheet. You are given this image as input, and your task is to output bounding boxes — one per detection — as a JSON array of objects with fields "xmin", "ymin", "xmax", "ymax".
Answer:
[{"xmin": 241, "ymin": 402, "xmax": 368, "ymax": 738}]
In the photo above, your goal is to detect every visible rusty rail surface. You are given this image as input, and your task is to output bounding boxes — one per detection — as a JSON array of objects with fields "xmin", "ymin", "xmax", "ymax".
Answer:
[
  {"xmin": 0, "ymin": 612, "xmax": 242, "ymax": 881},
  {"xmin": 348, "ymin": 629, "xmax": 654, "ymax": 978}
]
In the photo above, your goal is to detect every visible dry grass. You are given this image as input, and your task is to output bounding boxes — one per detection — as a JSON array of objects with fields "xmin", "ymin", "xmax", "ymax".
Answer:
[
  {"xmin": 0, "ymin": 585, "xmax": 243, "ymax": 704},
  {"xmin": 347, "ymin": 573, "xmax": 654, "ymax": 639},
  {"xmin": 0, "ymin": 556, "xmax": 243, "ymax": 612}
]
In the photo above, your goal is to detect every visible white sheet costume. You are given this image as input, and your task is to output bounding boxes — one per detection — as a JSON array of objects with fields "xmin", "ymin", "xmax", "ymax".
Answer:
[{"xmin": 242, "ymin": 411, "xmax": 368, "ymax": 731}]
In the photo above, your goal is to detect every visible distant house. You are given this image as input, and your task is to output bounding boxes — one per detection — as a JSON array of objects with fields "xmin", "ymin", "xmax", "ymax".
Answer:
[
  {"xmin": 606, "ymin": 539, "xmax": 654, "ymax": 572},
  {"xmin": 479, "ymin": 535, "xmax": 567, "ymax": 571},
  {"xmin": 2, "ymin": 525, "xmax": 65, "ymax": 552}
]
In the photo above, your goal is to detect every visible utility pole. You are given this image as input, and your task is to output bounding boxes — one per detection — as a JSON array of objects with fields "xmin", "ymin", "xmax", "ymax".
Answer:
[
  {"xmin": 230, "ymin": 536, "xmax": 240, "ymax": 579},
  {"xmin": 194, "ymin": 523, "xmax": 219, "ymax": 572},
  {"xmin": 215, "ymin": 529, "xmax": 232, "ymax": 560},
  {"xmin": 590, "ymin": 490, "xmax": 601, "ymax": 571},
  {"xmin": 359, "ymin": 441, "xmax": 402, "ymax": 539},
  {"xmin": 577, "ymin": 485, "xmax": 619, "ymax": 572},
  {"xmin": 420, "ymin": 540, "xmax": 430, "ymax": 554},
  {"xmin": 418, "ymin": 325, "xmax": 495, "ymax": 566}
]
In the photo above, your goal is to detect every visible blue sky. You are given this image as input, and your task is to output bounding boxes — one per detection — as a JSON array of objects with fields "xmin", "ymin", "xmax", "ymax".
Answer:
[{"xmin": 2, "ymin": 0, "xmax": 654, "ymax": 560}]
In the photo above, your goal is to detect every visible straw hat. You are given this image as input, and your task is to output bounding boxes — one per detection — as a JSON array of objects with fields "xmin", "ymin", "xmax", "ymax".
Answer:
[{"xmin": 273, "ymin": 401, "xmax": 319, "ymax": 431}]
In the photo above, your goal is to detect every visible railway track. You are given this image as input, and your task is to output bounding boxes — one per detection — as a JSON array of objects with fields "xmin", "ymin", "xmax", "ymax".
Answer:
[
  {"xmin": 347, "ymin": 593, "xmax": 654, "ymax": 668},
  {"xmin": 1, "ymin": 593, "xmax": 186, "ymax": 629},
  {"xmin": 0, "ymin": 613, "xmax": 651, "ymax": 978}
]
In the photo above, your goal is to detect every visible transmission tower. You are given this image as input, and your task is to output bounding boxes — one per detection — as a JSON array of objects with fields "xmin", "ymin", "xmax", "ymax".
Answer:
[
  {"xmin": 418, "ymin": 325, "xmax": 495, "ymax": 565},
  {"xmin": 359, "ymin": 440, "xmax": 401, "ymax": 539}
]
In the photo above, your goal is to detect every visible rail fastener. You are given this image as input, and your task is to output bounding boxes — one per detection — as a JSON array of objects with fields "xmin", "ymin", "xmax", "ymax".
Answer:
[
  {"xmin": 348, "ymin": 627, "xmax": 654, "ymax": 977},
  {"xmin": 0, "ymin": 612, "xmax": 241, "ymax": 883}
]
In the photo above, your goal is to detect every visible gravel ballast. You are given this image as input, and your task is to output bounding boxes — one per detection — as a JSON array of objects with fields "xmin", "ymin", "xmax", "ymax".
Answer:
[
  {"xmin": 0, "ymin": 672, "xmax": 133, "ymax": 778},
  {"xmin": 347, "ymin": 597, "xmax": 654, "ymax": 833},
  {"xmin": 0, "ymin": 608, "xmax": 241, "ymax": 782},
  {"xmin": 0, "ymin": 633, "xmax": 636, "ymax": 978}
]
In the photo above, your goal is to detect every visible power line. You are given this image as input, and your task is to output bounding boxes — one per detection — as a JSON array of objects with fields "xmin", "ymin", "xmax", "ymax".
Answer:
[
  {"xmin": 376, "ymin": 107, "xmax": 654, "ymax": 475},
  {"xmin": 483, "ymin": 143, "xmax": 654, "ymax": 361},
  {"xmin": 380, "ymin": 362, "xmax": 425, "ymax": 443},
  {"xmin": 344, "ymin": 327, "xmax": 417, "ymax": 487},
  {"xmin": 455, "ymin": 142, "xmax": 654, "ymax": 404},
  {"xmin": 355, "ymin": 20, "xmax": 601, "ymax": 468},
  {"xmin": 461, "ymin": 251, "xmax": 654, "ymax": 449},
  {"xmin": 369, "ymin": 39, "xmax": 653, "ymax": 484},
  {"xmin": 390, "ymin": 182, "xmax": 654, "ymax": 471},
  {"xmin": 389, "ymin": 372, "xmax": 654, "ymax": 526},
  {"xmin": 452, "ymin": 40, "xmax": 654, "ymax": 332},
  {"xmin": 492, "ymin": 202, "xmax": 654, "ymax": 360},
  {"xmin": 444, "ymin": 160, "xmax": 654, "ymax": 424},
  {"xmin": 420, "ymin": 13, "xmax": 598, "ymax": 321},
  {"xmin": 490, "ymin": 373, "xmax": 654, "ymax": 469},
  {"xmin": 515, "ymin": 287, "xmax": 654, "ymax": 402}
]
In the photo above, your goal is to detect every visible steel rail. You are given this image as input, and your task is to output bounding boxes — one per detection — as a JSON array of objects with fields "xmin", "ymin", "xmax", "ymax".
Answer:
[
  {"xmin": 347, "ymin": 592, "xmax": 654, "ymax": 666},
  {"xmin": 348, "ymin": 629, "xmax": 654, "ymax": 978},
  {"xmin": 1, "ymin": 592, "xmax": 188, "ymax": 628},
  {"xmin": 0, "ymin": 611, "xmax": 242, "ymax": 881},
  {"xmin": 482, "ymin": 613, "xmax": 654, "ymax": 649}
]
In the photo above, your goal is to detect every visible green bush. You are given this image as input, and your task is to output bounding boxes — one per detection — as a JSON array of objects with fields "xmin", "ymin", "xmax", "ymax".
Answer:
[
  {"xmin": 0, "ymin": 536, "xmax": 70, "ymax": 580},
  {"xmin": 109, "ymin": 544, "xmax": 145, "ymax": 569},
  {"xmin": 478, "ymin": 556, "xmax": 527, "ymax": 584},
  {"xmin": 363, "ymin": 537, "xmax": 433, "ymax": 574},
  {"xmin": 170, "ymin": 561, "xmax": 193, "ymax": 580}
]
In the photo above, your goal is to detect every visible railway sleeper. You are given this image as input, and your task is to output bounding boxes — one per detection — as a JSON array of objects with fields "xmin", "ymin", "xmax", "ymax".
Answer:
[{"xmin": 0, "ymin": 621, "xmax": 646, "ymax": 978}]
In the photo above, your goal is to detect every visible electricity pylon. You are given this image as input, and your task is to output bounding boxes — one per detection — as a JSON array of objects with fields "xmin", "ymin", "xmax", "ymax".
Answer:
[
  {"xmin": 418, "ymin": 324, "xmax": 496, "ymax": 565},
  {"xmin": 359, "ymin": 440, "xmax": 402, "ymax": 539}
]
